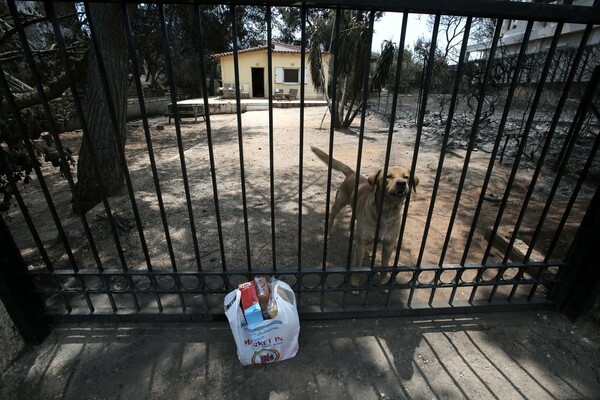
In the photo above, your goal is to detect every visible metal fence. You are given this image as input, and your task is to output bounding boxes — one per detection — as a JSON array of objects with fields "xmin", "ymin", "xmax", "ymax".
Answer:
[{"xmin": 1, "ymin": 0, "xmax": 599, "ymax": 342}]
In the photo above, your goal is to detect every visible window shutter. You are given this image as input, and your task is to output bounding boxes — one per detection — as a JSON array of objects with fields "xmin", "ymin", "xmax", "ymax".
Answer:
[{"xmin": 275, "ymin": 67, "xmax": 283, "ymax": 84}]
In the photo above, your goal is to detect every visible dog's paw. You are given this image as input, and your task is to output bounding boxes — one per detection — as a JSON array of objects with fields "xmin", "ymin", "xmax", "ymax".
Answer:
[{"xmin": 374, "ymin": 272, "xmax": 392, "ymax": 286}]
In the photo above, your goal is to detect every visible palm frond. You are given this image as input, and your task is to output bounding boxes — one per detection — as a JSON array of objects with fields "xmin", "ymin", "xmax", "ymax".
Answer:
[
  {"xmin": 370, "ymin": 40, "xmax": 396, "ymax": 93},
  {"xmin": 308, "ymin": 23, "xmax": 326, "ymax": 93}
]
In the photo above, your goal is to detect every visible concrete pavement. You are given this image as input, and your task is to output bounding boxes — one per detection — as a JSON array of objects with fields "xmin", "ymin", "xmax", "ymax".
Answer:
[{"xmin": 1, "ymin": 311, "xmax": 599, "ymax": 399}]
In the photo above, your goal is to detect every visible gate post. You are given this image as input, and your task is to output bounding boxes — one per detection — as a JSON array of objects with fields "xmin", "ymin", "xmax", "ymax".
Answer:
[
  {"xmin": 552, "ymin": 67, "xmax": 600, "ymax": 321},
  {"xmin": 0, "ymin": 217, "xmax": 50, "ymax": 344},
  {"xmin": 556, "ymin": 185, "xmax": 600, "ymax": 320}
]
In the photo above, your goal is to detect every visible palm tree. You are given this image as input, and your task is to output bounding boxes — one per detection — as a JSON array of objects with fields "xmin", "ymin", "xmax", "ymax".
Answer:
[{"xmin": 309, "ymin": 10, "xmax": 395, "ymax": 129}]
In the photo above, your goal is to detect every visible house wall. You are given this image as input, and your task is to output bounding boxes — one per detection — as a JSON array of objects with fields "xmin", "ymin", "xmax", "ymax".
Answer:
[
  {"xmin": 218, "ymin": 51, "xmax": 329, "ymax": 99},
  {"xmin": 467, "ymin": 16, "xmax": 600, "ymax": 59},
  {"xmin": 494, "ymin": 21, "xmax": 600, "ymax": 55}
]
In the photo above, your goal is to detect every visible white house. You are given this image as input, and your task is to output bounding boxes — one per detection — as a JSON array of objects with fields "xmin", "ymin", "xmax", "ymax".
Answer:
[{"xmin": 466, "ymin": 0, "xmax": 600, "ymax": 57}]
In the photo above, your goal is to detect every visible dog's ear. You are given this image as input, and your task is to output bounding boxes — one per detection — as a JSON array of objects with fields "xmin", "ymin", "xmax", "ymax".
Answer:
[
  {"xmin": 410, "ymin": 174, "xmax": 420, "ymax": 193},
  {"xmin": 368, "ymin": 170, "xmax": 381, "ymax": 192}
]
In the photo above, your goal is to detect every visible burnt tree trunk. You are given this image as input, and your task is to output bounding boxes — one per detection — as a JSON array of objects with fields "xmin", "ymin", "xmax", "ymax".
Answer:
[{"xmin": 74, "ymin": 3, "xmax": 128, "ymax": 214}]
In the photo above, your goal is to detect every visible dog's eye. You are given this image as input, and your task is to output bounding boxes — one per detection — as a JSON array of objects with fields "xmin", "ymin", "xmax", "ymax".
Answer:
[{"xmin": 387, "ymin": 175, "xmax": 393, "ymax": 179}]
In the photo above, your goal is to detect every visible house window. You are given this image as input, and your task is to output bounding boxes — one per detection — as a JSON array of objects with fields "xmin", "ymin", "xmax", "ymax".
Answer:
[
  {"xmin": 275, "ymin": 67, "xmax": 307, "ymax": 84},
  {"xmin": 283, "ymin": 68, "xmax": 299, "ymax": 83}
]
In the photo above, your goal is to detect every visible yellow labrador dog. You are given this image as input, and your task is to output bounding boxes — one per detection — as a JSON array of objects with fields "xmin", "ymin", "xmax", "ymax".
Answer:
[{"xmin": 311, "ymin": 146, "xmax": 418, "ymax": 283}]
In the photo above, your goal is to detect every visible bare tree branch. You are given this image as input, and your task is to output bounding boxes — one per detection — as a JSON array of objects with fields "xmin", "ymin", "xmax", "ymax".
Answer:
[
  {"xmin": 3, "ymin": 54, "xmax": 87, "ymax": 111},
  {"xmin": 0, "ymin": 45, "xmax": 86, "ymax": 63},
  {"xmin": 0, "ymin": 12, "xmax": 83, "ymax": 47}
]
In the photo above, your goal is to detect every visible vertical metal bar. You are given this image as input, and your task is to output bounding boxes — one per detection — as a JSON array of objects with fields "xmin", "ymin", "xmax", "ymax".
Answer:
[
  {"xmin": 545, "ymin": 116, "xmax": 599, "ymax": 263},
  {"xmin": 9, "ymin": 3, "xmax": 102, "ymax": 313},
  {"xmin": 472, "ymin": 19, "xmax": 535, "ymax": 302},
  {"xmin": 321, "ymin": 7, "xmax": 342, "ymax": 268},
  {"xmin": 418, "ymin": 17, "xmax": 473, "ymax": 268},
  {"xmin": 419, "ymin": 17, "xmax": 473, "ymax": 306},
  {"xmin": 555, "ymin": 183, "xmax": 600, "ymax": 319},
  {"xmin": 194, "ymin": 6, "xmax": 227, "ymax": 275},
  {"xmin": 544, "ymin": 77, "xmax": 600, "ymax": 262},
  {"xmin": 461, "ymin": 25, "xmax": 536, "ymax": 309},
  {"xmin": 0, "ymin": 216, "xmax": 50, "ymax": 344},
  {"xmin": 85, "ymin": 2, "xmax": 152, "ymax": 269},
  {"xmin": 404, "ymin": 13, "xmax": 440, "ymax": 307},
  {"xmin": 528, "ymin": 85, "xmax": 600, "ymax": 302},
  {"xmin": 46, "ymin": 1, "xmax": 129, "ymax": 274},
  {"xmin": 9, "ymin": 2, "xmax": 103, "ymax": 312},
  {"xmin": 530, "ymin": 86, "xmax": 600, "ymax": 303},
  {"xmin": 437, "ymin": 19, "xmax": 504, "ymax": 267},
  {"xmin": 469, "ymin": 22, "xmax": 564, "ymax": 304},
  {"xmin": 266, "ymin": 6, "xmax": 277, "ymax": 271},
  {"xmin": 524, "ymin": 94, "xmax": 591, "ymax": 264},
  {"xmin": 230, "ymin": 5, "xmax": 253, "ymax": 272},
  {"xmin": 45, "ymin": 2, "xmax": 122, "ymax": 313},
  {"xmin": 339, "ymin": 10, "xmax": 374, "ymax": 306},
  {"xmin": 123, "ymin": 4, "xmax": 175, "ymax": 269},
  {"xmin": 479, "ymin": 22, "xmax": 564, "ymax": 267},
  {"xmin": 0, "ymin": 90, "xmax": 77, "ymax": 275},
  {"xmin": 346, "ymin": 11, "xmax": 375, "ymax": 272},
  {"xmin": 86, "ymin": 1, "xmax": 167, "ymax": 312},
  {"xmin": 0, "ymin": 147, "xmax": 73, "ymax": 313},
  {"xmin": 0, "ymin": 150, "xmax": 52, "ymax": 270},
  {"xmin": 123, "ymin": 3, "xmax": 174, "ymax": 312},
  {"xmin": 159, "ymin": 2, "xmax": 208, "ymax": 310},
  {"xmin": 194, "ymin": 4, "xmax": 222, "ymax": 313},
  {"xmin": 506, "ymin": 267, "xmax": 527, "ymax": 303},
  {"xmin": 0, "ymin": 66, "xmax": 78, "ymax": 312},
  {"xmin": 0, "ymin": 52, "xmax": 78, "ymax": 275},
  {"xmin": 382, "ymin": 12, "xmax": 408, "ymax": 308},
  {"xmin": 347, "ymin": 10, "xmax": 375, "ymax": 267},
  {"xmin": 298, "ymin": 4, "xmax": 307, "ymax": 294},
  {"xmin": 553, "ymin": 0, "xmax": 598, "ymax": 167},
  {"xmin": 0, "ymin": 160, "xmax": 72, "ymax": 315},
  {"xmin": 458, "ymin": 19, "xmax": 533, "ymax": 269},
  {"xmin": 428, "ymin": 269, "xmax": 443, "ymax": 307},
  {"xmin": 502, "ymin": 24, "xmax": 594, "ymax": 265},
  {"xmin": 321, "ymin": 7, "xmax": 342, "ymax": 310},
  {"xmin": 8, "ymin": 1, "xmax": 102, "ymax": 276}
]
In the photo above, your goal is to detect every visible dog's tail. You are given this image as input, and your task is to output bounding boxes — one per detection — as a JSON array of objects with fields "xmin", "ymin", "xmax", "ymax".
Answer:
[{"xmin": 311, "ymin": 146, "xmax": 354, "ymax": 177}]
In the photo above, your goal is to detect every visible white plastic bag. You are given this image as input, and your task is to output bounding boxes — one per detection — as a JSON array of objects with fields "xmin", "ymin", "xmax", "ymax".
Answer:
[{"xmin": 224, "ymin": 278, "xmax": 300, "ymax": 366}]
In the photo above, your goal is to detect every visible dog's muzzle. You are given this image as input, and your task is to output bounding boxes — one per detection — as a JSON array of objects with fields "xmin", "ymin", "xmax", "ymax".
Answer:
[{"xmin": 389, "ymin": 180, "xmax": 407, "ymax": 197}]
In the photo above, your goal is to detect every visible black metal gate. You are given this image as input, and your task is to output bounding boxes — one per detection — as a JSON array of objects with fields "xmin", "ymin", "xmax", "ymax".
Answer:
[{"xmin": 1, "ymin": 0, "xmax": 599, "ymax": 343}]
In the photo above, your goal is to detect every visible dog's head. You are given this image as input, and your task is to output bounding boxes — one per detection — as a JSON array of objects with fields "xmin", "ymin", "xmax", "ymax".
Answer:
[{"xmin": 368, "ymin": 166, "xmax": 419, "ymax": 200}]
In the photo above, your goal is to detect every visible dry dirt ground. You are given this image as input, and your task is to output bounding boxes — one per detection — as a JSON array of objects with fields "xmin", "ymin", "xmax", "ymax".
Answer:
[{"xmin": 4, "ymin": 105, "xmax": 594, "ymax": 311}]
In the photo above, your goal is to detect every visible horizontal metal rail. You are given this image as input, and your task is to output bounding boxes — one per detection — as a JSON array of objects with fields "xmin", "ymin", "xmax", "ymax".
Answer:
[
  {"xmin": 32, "ymin": 262, "xmax": 559, "ymax": 321},
  {"xmin": 89, "ymin": 0, "xmax": 600, "ymax": 24}
]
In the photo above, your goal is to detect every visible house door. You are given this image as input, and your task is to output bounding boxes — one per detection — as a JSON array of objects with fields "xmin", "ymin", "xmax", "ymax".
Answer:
[{"xmin": 251, "ymin": 68, "xmax": 264, "ymax": 97}]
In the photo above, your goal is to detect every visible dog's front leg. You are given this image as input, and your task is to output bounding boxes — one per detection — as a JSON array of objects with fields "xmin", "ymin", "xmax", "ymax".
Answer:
[
  {"xmin": 376, "ymin": 240, "xmax": 394, "ymax": 285},
  {"xmin": 349, "ymin": 241, "xmax": 368, "ymax": 290},
  {"xmin": 351, "ymin": 241, "xmax": 366, "ymax": 268}
]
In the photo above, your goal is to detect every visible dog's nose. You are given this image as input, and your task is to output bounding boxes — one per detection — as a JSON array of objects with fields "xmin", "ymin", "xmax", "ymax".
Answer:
[{"xmin": 396, "ymin": 180, "xmax": 407, "ymax": 189}]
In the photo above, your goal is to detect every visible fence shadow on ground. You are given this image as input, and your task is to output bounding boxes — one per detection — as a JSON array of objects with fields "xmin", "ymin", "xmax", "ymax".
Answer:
[{"xmin": 1, "ymin": 311, "xmax": 598, "ymax": 399}]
